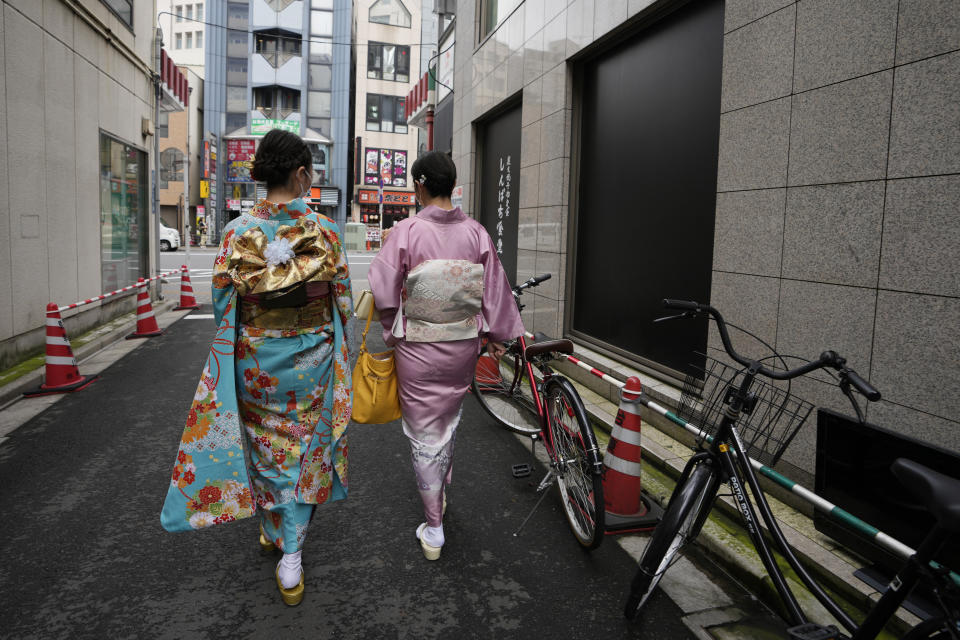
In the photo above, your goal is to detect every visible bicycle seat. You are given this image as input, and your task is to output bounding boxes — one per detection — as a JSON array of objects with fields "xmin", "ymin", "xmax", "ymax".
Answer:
[
  {"xmin": 525, "ymin": 339, "xmax": 574, "ymax": 359},
  {"xmin": 891, "ymin": 458, "xmax": 960, "ymax": 533}
]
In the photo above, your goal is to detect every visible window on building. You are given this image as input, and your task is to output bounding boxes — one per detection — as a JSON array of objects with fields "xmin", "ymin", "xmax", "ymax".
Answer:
[
  {"xmin": 366, "ymin": 94, "xmax": 407, "ymax": 133},
  {"xmin": 227, "ymin": 30, "xmax": 247, "ymax": 57},
  {"xmin": 309, "ymin": 38, "xmax": 333, "ymax": 63},
  {"xmin": 311, "ymin": 0, "xmax": 333, "ymax": 9},
  {"xmin": 175, "ymin": 4, "xmax": 183, "ymax": 21},
  {"xmin": 196, "ymin": 31, "xmax": 203, "ymax": 49},
  {"xmin": 225, "ymin": 112, "xmax": 247, "ymax": 133},
  {"xmin": 226, "ymin": 57, "xmax": 248, "ymax": 85},
  {"xmin": 186, "ymin": 4, "xmax": 193, "ymax": 20},
  {"xmin": 196, "ymin": 3, "xmax": 203, "ymax": 19},
  {"xmin": 368, "ymin": 43, "xmax": 410, "ymax": 82},
  {"xmin": 227, "ymin": 1, "xmax": 248, "ymax": 29},
  {"xmin": 309, "ymin": 64, "xmax": 332, "ymax": 90},
  {"xmin": 308, "ymin": 117, "xmax": 331, "ymax": 136},
  {"xmin": 175, "ymin": 33, "xmax": 182, "ymax": 49},
  {"xmin": 102, "ymin": 0, "xmax": 134, "ymax": 28},
  {"xmin": 308, "ymin": 91, "xmax": 331, "ymax": 118},
  {"xmin": 186, "ymin": 32, "xmax": 193, "ymax": 48},
  {"xmin": 256, "ymin": 31, "xmax": 301, "ymax": 68},
  {"xmin": 254, "ymin": 87, "xmax": 301, "ymax": 119},
  {"xmin": 310, "ymin": 9, "xmax": 333, "ymax": 36},
  {"xmin": 99, "ymin": 133, "xmax": 148, "ymax": 292},
  {"xmin": 479, "ymin": 0, "xmax": 521, "ymax": 40},
  {"xmin": 157, "ymin": 112, "xmax": 170, "ymax": 138},
  {"xmin": 363, "ymin": 148, "xmax": 408, "ymax": 186},
  {"xmin": 227, "ymin": 86, "xmax": 247, "ymax": 112},
  {"xmin": 369, "ymin": 0, "xmax": 411, "ymax": 27},
  {"xmin": 160, "ymin": 148, "xmax": 185, "ymax": 188}
]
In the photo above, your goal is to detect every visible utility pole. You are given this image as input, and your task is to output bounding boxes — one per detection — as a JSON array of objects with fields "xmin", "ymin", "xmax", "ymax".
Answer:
[
  {"xmin": 183, "ymin": 85, "xmax": 192, "ymax": 266},
  {"xmin": 154, "ymin": 26, "xmax": 163, "ymax": 300}
]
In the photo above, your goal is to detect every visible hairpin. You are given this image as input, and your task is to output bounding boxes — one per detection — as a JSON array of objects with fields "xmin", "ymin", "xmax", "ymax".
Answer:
[{"xmin": 417, "ymin": 174, "xmax": 427, "ymax": 185}]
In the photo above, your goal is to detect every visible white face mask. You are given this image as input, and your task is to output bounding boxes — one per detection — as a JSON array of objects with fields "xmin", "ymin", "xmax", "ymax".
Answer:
[{"xmin": 297, "ymin": 170, "xmax": 311, "ymax": 200}]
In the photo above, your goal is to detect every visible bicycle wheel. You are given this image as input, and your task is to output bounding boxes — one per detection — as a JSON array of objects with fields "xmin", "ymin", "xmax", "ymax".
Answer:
[
  {"xmin": 545, "ymin": 377, "xmax": 605, "ymax": 549},
  {"xmin": 903, "ymin": 617, "xmax": 958, "ymax": 639},
  {"xmin": 472, "ymin": 352, "xmax": 541, "ymax": 436},
  {"xmin": 625, "ymin": 461, "xmax": 719, "ymax": 619}
]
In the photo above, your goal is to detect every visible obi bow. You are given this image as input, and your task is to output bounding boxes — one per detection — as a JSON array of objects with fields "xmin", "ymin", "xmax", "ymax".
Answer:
[{"xmin": 226, "ymin": 218, "xmax": 337, "ymax": 296}]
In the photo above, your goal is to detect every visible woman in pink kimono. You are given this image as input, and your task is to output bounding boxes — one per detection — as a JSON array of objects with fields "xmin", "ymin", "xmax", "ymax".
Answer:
[{"xmin": 368, "ymin": 151, "xmax": 524, "ymax": 560}]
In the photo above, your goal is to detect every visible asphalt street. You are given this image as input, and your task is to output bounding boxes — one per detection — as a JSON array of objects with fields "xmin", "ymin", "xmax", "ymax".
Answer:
[{"xmin": 0, "ymin": 306, "xmax": 699, "ymax": 640}]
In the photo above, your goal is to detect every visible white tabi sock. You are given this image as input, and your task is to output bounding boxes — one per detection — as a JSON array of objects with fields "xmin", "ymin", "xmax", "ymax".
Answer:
[
  {"xmin": 421, "ymin": 524, "xmax": 444, "ymax": 548},
  {"xmin": 278, "ymin": 550, "xmax": 302, "ymax": 589}
]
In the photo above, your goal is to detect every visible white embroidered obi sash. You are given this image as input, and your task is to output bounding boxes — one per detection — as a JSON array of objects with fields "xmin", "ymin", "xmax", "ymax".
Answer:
[{"xmin": 392, "ymin": 259, "xmax": 485, "ymax": 342}]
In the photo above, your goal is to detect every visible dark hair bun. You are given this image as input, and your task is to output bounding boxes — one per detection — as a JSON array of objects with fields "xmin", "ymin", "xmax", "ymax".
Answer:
[
  {"xmin": 410, "ymin": 151, "xmax": 457, "ymax": 198},
  {"xmin": 251, "ymin": 129, "xmax": 313, "ymax": 188}
]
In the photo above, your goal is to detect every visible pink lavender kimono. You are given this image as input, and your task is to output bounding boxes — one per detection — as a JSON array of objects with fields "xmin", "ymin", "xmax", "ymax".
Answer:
[{"xmin": 368, "ymin": 205, "xmax": 524, "ymax": 526}]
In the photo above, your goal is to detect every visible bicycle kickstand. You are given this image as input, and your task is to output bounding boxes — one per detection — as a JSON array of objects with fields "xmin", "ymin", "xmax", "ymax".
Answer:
[{"xmin": 512, "ymin": 470, "xmax": 555, "ymax": 538}]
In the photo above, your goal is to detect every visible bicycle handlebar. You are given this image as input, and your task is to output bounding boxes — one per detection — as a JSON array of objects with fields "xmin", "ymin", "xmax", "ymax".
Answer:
[
  {"xmin": 662, "ymin": 299, "xmax": 881, "ymax": 401},
  {"xmin": 515, "ymin": 273, "xmax": 551, "ymax": 293}
]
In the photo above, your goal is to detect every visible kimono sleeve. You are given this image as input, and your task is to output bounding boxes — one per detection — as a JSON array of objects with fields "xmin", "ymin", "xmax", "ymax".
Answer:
[
  {"xmin": 321, "ymin": 218, "xmax": 355, "ymax": 351},
  {"xmin": 211, "ymin": 227, "xmax": 237, "ymax": 326},
  {"xmin": 368, "ymin": 225, "xmax": 407, "ymax": 347},
  {"xmin": 480, "ymin": 229, "xmax": 525, "ymax": 342}
]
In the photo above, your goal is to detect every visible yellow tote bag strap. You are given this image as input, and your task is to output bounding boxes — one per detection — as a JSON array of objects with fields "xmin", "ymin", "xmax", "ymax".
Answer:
[{"xmin": 359, "ymin": 295, "xmax": 375, "ymax": 354}]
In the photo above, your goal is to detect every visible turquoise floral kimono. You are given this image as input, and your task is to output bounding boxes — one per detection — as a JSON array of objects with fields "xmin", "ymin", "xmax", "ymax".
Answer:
[{"xmin": 161, "ymin": 199, "xmax": 353, "ymax": 553}]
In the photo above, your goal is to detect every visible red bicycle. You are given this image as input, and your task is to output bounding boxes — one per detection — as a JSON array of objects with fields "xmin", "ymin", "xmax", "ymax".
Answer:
[{"xmin": 471, "ymin": 274, "xmax": 605, "ymax": 549}]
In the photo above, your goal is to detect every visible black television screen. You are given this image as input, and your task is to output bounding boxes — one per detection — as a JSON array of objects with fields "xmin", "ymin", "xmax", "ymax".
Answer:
[{"xmin": 814, "ymin": 408, "xmax": 960, "ymax": 574}]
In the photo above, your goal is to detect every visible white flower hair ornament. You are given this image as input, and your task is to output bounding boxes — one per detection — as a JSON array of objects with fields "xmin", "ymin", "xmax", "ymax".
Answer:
[
  {"xmin": 417, "ymin": 174, "xmax": 427, "ymax": 185},
  {"xmin": 264, "ymin": 237, "xmax": 297, "ymax": 267}
]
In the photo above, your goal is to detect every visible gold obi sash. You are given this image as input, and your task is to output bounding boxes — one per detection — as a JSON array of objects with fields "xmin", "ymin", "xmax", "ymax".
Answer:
[
  {"xmin": 226, "ymin": 218, "xmax": 337, "ymax": 330},
  {"xmin": 398, "ymin": 259, "xmax": 485, "ymax": 343}
]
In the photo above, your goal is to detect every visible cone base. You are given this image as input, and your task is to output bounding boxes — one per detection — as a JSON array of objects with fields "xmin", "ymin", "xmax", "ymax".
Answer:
[
  {"xmin": 24, "ymin": 374, "xmax": 99, "ymax": 397},
  {"xmin": 126, "ymin": 329, "xmax": 163, "ymax": 339},
  {"xmin": 604, "ymin": 494, "xmax": 664, "ymax": 535},
  {"xmin": 174, "ymin": 304, "xmax": 200, "ymax": 310}
]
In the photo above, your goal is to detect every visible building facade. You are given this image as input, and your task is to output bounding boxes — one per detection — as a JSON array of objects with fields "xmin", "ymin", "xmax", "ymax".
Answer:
[
  {"xmin": 0, "ymin": 0, "xmax": 175, "ymax": 369},
  {"xmin": 351, "ymin": 0, "xmax": 422, "ymax": 247},
  {"xmin": 158, "ymin": 0, "xmax": 207, "ymax": 77},
  {"xmin": 451, "ymin": 0, "xmax": 960, "ymax": 483},
  {"xmin": 203, "ymin": 0, "xmax": 352, "ymax": 240}
]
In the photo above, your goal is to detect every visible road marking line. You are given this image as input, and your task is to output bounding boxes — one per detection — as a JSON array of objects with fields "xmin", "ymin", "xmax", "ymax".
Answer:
[{"xmin": 183, "ymin": 314, "xmax": 215, "ymax": 319}]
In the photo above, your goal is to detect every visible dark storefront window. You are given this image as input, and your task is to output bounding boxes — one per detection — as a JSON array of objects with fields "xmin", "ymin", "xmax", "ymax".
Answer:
[
  {"xmin": 478, "ymin": 103, "xmax": 521, "ymax": 284},
  {"xmin": 571, "ymin": 0, "xmax": 723, "ymax": 376},
  {"xmin": 99, "ymin": 133, "xmax": 148, "ymax": 292}
]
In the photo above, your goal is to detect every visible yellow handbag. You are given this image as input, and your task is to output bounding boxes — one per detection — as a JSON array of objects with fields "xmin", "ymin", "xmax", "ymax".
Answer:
[{"xmin": 351, "ymin": 295, "xmax": 402, "ymax": 424}]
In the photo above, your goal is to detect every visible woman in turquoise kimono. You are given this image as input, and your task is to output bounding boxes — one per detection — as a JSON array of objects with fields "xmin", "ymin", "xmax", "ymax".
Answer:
[{"xmin": 161, "ymin": 129, "xmax": 352, "ymax": 606}]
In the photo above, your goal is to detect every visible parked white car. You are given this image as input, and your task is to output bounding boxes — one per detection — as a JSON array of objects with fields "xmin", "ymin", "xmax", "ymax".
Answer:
[{"xmin": 159, "ymin": 222, "xmax": 180, "ymax": 252}]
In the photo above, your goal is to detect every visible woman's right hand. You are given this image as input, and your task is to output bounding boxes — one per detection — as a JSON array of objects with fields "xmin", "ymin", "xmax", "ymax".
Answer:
[{"xmin": 486, "ymin": 341, "xmax": 507, "ymax": 360}]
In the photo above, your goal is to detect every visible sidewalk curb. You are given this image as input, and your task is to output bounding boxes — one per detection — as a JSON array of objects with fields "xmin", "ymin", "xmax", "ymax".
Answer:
[{"xmin": 0, "ymin": 299, "xmax": 178, "ymax": 408}]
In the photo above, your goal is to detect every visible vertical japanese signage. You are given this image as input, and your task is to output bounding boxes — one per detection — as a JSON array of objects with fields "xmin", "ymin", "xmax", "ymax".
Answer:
[{"xmin": 480, "ymin": 104, "xmax": 521, "ymax": 284}]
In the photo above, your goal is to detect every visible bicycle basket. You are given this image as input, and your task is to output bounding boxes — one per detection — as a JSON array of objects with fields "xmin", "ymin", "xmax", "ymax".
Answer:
[{"xmin": 677, "ymin": 356, "xmax": 814, "ymax": 466}]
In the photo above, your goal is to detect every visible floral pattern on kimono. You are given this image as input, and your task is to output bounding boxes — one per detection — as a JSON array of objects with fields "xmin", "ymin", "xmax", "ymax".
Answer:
[{"xmin": 161, "ymin": 199, "xmax": 352, "ymax": 536}]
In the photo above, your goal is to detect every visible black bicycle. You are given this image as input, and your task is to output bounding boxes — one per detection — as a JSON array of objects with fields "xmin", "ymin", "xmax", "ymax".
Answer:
[{"xmin": 624, "ymin": 300, "xmax": 960, "ymax": 640}]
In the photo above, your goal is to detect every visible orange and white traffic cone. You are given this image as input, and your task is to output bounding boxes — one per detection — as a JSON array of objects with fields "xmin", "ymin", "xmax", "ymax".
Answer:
[
  {"xmin": 126, "ymin": 278, "xmax": 163, "ymax": 339},
  {"xmin": 174, "ymin": 265, "xmax": 200, "ymax": 310},
  {"xmin": 602, "ymin": 376, "xmax": 662, "ymax": 533},
  {"xmin": 23, "ymin": 304, "xmax": 99, "ymax": 396}
]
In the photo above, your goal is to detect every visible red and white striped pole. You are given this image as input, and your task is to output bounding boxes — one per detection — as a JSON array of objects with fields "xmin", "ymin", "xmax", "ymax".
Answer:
[
  {"xmin": 174, "ymin": 265, "xmax": 200, "ymax": 310},
  {"xmin": 23, "ymin": 304, "xmax": 99, "ymax": 396},
  {"xmin": 126, "ymin": 278, "xmax": 164, "ymax": 339}
]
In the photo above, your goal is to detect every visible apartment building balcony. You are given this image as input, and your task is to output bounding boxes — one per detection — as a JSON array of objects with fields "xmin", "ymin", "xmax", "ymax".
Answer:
[{"xmin": 251, "ymin": 0, "xmax": 304, "ymax": 32}]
